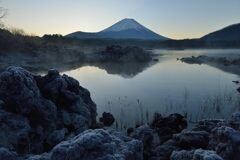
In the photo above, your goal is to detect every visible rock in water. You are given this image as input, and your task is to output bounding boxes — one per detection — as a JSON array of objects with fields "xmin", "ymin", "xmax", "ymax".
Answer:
[
  {"xmin": 0, "ymin": 67, "xmax": 96, "ymax": 155},
  {"xmin": 99, "ymin": 112, "xmax": 115, "ymax": 126}
]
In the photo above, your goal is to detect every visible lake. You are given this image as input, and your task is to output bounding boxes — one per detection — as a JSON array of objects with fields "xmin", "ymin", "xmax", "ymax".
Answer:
[{"xmin": 63, "ymin": 49, "xmax": 240, "ymax": 129}]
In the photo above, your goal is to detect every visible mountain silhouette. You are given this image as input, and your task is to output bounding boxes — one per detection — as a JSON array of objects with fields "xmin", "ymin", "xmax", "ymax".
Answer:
[
  {"xmin": 66, "ymin": 18, "xmax": 169, "ymax": 40},
  {"xmin": 201, "ymin": 23, "xmax": 240, "ymax": 41}
]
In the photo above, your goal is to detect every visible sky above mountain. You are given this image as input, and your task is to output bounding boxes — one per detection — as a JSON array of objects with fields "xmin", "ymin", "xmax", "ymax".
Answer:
[{"xmin": 2, "ymin": 0, "xmax": 240, "ymax": 39}]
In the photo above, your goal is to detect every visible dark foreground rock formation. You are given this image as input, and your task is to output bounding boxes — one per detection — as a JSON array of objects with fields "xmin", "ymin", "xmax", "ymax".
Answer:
[{"xmin": 0, "ymin": 67, "xmax": 97, "ymax": 156}]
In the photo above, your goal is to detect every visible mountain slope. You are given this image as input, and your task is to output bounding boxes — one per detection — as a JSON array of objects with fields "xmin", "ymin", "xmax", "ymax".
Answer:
[
  {"xmin": 66, "ymin": 18, "xmax": 169, "ymax": 40},
  {"xmin": 201, "ymin": 23, "xmax": 240, "ymax": 41}
]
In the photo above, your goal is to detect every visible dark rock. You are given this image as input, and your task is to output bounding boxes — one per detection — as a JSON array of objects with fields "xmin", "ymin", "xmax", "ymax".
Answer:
[
  {"xmin": 193, "ymin": 119, "xmax": 226, "ymax": 133},
  {"xmin": 170, "ymin": 150, "xmax": 194, "ymax": 160},
  {"xmin": 151, "ymin": 113, "xmax": 187, "ymax": 143},
  {"xmin": 99, "ymin": 112, "xmax": 115, "ymax": 126},
  {"xmin": 171, "ymin": 149, "xmax": 223, "ymax": 160},
  {"xmin": 173, "ymin": 130, "xmax": 209, "ymax": 149},
  {"xmin": 35, "ymin": 69, "xmax": 97, "ymax": 129},
  {"xmin": 26, "ymin": 153, "xmax": 50, "ymax": 160},
  {"xmin": 131, "ymin": 125, "xmax": 154, "ymax": 159},
  {"xmin": 151, "ymin": 139, "xmax": 180, "ymax": 160},
  {"xmin": 127, "ymin": 127, "xmax": 135, "ymax": 136},
  {"xmin": 0, "ymin": 67, "xmax": 57, "ymax": 130},
  {"xmin": 237, "ymin": 87, "xmax": 240, "ymax": 93},
  {"xmin": 0, "ymin": 67, "xmax": 97, "ymax": 155},
  {"xmin": 210, "ymin": 126, "xmax": 240, "ymax": 160},
  {"xmin": 193, "ymin": 149, "xmax": 223, "ymax": 160},
  {"xmin": 45, "ymin": 129, "xmax": 67, "ymax": 149},
  {"xmin": 229, "ymin": 112, "xmax": 240, "ymax": 130},
  {"xmin": 0, "ymin": 147, "xmax": 18, "ymax": 160},
  {"xmin": 0, "ymin": 109, "xmax": 31, "ymax": 154},
  {"xmin": 51, "ymin": 129, "xmax": 143, "ymax": 160}
]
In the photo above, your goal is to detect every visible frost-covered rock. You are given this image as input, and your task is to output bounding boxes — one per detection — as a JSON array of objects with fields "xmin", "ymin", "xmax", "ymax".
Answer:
[
  {"xmin": 131, "ymin": 125, "xmax": 154, "ymax": 159},
  {"xmin": 0, "ymin": 147, "xmax": 18, "ymax": 160},
  {"xmin": 51, "ymin": 129, "xmax": 143, "ymax": 160},
  {"xmin": 0, "ymin": 109, "xmax": 31, "ymax": 154},
  {"xmin": 193, "ymin": 119, "xmax": 226, "ymax": 133},
  {"xmin": 170, "ymin": 149, "xmax": 223, "ymax": 160},
  {"xmin": 45, "ymin": 129, "xmax": 67, "ymax": 149},
  {"xmin": 0, "ymin": 67, "xmax": 97, "ymax": 155},
  {"xmin": 26, "ymin": 153, "xmax": 51, "ymax": 160},
  {"xmin": 193, "ymin": 149, "xmax": 223, "ymax": 160},
  {"xmin": 170, "ymin": 150, "xmax": 194, "ymax": 160},
  {"xmin": 229, "ymin": 112, "xmax": 240, "ymax": 130},
  {"xmin": 35, "ymin": 68, "xmax": 97, "ymax": 129},
  {"xmin": 173, "ymin": 130, "xmax": 209, "ymax": 149},
  {"xmin": 210, "ymin": 126, "xmax": 240, "ymax": 160},
  {"xmin": 151, "ymin": 139, "xmax": 180, "ymax": 160}
]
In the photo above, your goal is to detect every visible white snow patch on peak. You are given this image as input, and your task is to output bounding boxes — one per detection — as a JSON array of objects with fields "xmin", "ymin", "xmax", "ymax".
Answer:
[{"xmin": 101, "ymin": 18, "xmax": 148, "ymax": 32}]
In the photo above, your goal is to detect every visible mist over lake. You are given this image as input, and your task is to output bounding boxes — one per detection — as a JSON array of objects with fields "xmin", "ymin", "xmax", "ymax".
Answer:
[{"xmin": 62, "ymin": 49, "xmax": 240, "ymax": 128}]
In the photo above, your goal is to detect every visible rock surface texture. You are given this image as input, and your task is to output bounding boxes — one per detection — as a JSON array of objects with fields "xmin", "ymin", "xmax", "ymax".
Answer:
[{"xmin": 0, "ymin": 67, "xmax": 96, "ymax": 156}]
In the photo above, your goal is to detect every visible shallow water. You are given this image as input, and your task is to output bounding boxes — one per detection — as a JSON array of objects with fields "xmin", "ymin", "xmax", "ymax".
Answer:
[{"xmin": 63, "ymin": 49, "xmax": 240, "ymax": 129}]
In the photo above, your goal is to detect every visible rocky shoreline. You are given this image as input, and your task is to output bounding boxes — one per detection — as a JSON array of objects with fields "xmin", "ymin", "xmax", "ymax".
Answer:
[{"xmin": 0, "ymin": 67, "xmax": 239, "ymax": 160}]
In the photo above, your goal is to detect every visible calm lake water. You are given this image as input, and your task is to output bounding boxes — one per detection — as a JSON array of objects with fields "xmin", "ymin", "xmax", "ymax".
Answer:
[{"xmin": 63, "ymin": 49, "xmax": 240, "ymax": 128}]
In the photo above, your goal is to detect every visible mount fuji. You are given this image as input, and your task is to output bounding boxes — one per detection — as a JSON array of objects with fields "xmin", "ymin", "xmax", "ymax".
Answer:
[{"xmin": 66, "ymin": 18, "xmax": 169, "ymax": 40}]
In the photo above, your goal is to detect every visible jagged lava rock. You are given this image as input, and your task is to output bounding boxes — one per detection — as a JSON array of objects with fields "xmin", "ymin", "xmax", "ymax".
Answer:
[
  {"xmin": 0, "ymin": 108, "xmax": 31, "ymax": 154},
  {"xmin": 192, "ymin": 119, "xmax": 226, "ymax": 133},
  {"xmin": 170, "ymin": 150, "xmax": 194, "ymax": 160},
  {"xmin": 0, "ymin": 67, "xmax": 97, "ymax": 155},
  {"xmin": 229, "ymin": 112, "xmax": 240, "ymax": 130},
  {"xmin": 35, "ymin": 68, "xmax": 97, "ymax": 130},
  {"xmin": 173, "ymin": 130, "xmax": 209, "ymax": 149},
  {"xmin": 171, "ymin": 149, "xmax": 223, "ymax": 160},
  {"xmin": 210, "ymin": 126, "xmax": 240, "ymax": 160},
  {"xmin": 151, "ymin": 113, "xmax": 187, "ymax": 143},
  {"xmin": 193, "ymin": 149, "xmax": 223, "ymax": 160},
  {"xmin": 131, "ymin": 125, "xmax": 154, "ymax": 159},
  {"xmin": 0, "ymin": 147, "xmax": 18, "ymax": 160},
  {"xmin": 51, "ymin": 129, "xmax": 143, "ymax": 160},
  {"xmin": 151, "ymin": 139, "xmax": 180, "ymax": 160}
]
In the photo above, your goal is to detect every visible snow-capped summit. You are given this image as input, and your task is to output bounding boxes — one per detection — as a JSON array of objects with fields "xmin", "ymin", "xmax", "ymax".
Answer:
[
  {"xmin": 101, "ymin": 18, "xmax": 148, "ymax": 32},
  {"xmin": 66, "ymin": 18, "xmax": 169, "ymax": 40}
]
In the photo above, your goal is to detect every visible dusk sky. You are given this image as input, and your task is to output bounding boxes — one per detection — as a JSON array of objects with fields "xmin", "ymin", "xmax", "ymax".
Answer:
[{"xmin": 2, "ymin": 0, "xmax": 240, "ymax": 39}]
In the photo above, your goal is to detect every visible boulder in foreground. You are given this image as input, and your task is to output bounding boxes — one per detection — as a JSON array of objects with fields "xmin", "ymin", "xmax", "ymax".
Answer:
[{"xmin": 0, "ymin": 67, "xmax": 96, "ymax": 155}]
